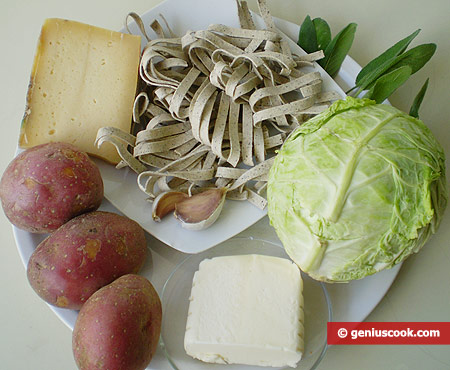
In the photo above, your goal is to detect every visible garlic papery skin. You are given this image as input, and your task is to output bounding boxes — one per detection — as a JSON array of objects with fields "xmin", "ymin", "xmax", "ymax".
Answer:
[
  {"xmin": 174, "ymin": 188, "xmax": 228, "ymax": 230},
  {"xmin": 152, "ymin": 191, "xmax": 188, "ymax": 222}
]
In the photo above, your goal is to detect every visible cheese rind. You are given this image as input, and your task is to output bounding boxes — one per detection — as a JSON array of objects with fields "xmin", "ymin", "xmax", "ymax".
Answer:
[
  {"xmin": 184, "ymin": 254, "xmax": 304, "ymax": 368},
  {"xmin": 19, "ymin": 18, "xmax": 141, "ymax": 164}
]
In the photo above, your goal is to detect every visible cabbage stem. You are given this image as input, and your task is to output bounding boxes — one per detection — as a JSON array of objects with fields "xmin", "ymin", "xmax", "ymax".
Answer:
[{"xmin": 328, "ymin": 112, "xmax": 401, "ymax": 222}]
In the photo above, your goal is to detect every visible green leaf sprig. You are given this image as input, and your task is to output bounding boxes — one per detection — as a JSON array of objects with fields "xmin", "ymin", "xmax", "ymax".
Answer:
[
  {"xmin": 298, "ymin": 16, "xmax": 436, "ymax": 109},
  {"xmin": 298, "ymin": 16, "xmax": 356, "ymax": 78},
  {"xmin": 348, "ymin": 29, "xmax": 436, "ymax": 103},
  {"xmin": 409, "ymin": 78, "xmax": 429, "ymax": 118},
  {"xmin": 364, "ymin": 65, "xmax": 412, "ymax": 103}
]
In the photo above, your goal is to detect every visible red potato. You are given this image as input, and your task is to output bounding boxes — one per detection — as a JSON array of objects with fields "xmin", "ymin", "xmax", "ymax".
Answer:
[
  {"xmin": 0, "ymin": 142, "xmax": 103, "ymax": 233},
  {"xmin": 27, "ymin": 211, "xmax": 147, "ymax": 310},
  {"xmin": 73, "ymin": 274, "xmax": 162, "ymax": 370}
]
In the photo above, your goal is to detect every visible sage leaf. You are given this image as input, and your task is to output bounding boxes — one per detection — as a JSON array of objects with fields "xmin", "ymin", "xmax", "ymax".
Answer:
[
  {"xmin": 313, "ymin": 18, "xmax": 331, "ymax": 51},
  {"xmin": 319, "ymin": 23, "xmax": 357, "ymax": 78},
  {"xmin": 298, "ymin": 15, "xmax": 318, "ymax": 53},
  {"xmin": 355, "ymin": 29, "xmax": 420, "ymax": 85},
  {"xmin": 365, "ymin": 65, "xmax": 412, "ymax": 103},
  {"xmin": 409, "ymin": 78, "xmax": 429, "ymax": 118},
  {"xmin": 355, "ymin": 58, "xmax": 399, "ymax": 93},
  {"xmin": 384, "ymin": 43, "xmax": 436, "ymax": 75},
  {"xmin": 355, "ymin": 43, "xmax": 436, "ymax": 94}
]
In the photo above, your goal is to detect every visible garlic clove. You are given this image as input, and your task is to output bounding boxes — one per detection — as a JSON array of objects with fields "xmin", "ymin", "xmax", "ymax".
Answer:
[
  {"xmin": 152, "ymin": 191, "xmax": 188, "ymax": 222},
  {"xmin": 174, "ymin": 188, "xmax": 227, "ymax": 230}
]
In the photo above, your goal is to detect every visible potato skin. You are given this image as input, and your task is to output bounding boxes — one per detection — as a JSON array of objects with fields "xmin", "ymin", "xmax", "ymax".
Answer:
[
  {"xmin": 27, "ymin": 211, "xmax": 147, "ymax": 309},
  {"xmin": 0, "ymin": 142, "xmax": 103, "ymax": 233},
  {"xmin": 72, "ymin": 274, "xmax": 162, "ymax": 370}
]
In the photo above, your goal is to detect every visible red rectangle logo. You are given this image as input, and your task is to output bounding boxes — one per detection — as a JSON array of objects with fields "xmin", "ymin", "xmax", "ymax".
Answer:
[{"xmin": 327, "ymin": 322, "xmax": 450, "ymax": 345}]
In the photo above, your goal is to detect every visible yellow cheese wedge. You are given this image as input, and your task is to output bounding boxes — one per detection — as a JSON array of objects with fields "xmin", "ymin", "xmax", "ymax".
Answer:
[{"xmin": 19, "ymin": 18, "xmax": 141, "ymax": 164}]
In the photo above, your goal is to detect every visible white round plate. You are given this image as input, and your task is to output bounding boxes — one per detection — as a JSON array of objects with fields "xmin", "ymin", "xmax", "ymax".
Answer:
[
  {"xmin": 12, "ymin": 0, "xmax": 402, "ymax": 369},
  {"xmin": 160, "ymin": 237, "xmax": 332, "ymax": 370}
]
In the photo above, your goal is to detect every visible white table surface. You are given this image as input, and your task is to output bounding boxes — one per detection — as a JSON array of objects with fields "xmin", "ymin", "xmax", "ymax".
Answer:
[{"xmin": 1, "ymin": 0, "xmax": 449, "ymax": 369}]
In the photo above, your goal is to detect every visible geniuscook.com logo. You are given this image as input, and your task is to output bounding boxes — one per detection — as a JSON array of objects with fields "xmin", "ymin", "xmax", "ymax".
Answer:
[{"xmin": 328, "ymin": 322, "xmax": 450, "ymax": 345}]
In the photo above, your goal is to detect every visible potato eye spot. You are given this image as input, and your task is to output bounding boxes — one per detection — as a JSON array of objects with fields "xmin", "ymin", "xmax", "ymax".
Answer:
[
  {"xmin": 24, "ymin": 177, "xmax": 37, "ymax": 189},
  {"xmin": 56, "ymin": 295, "xmax": 69, "ymax": 307},
  {"xmin": 62, "ymin": 149, "xmax": 83, "ymax": 162},
  {"xmin": 115, "ymin": 240, "xmax": 128, "ymax": 256},
  {"xmin": 82, "ymin": 239, "xmax": 101, "ymax": 261},
  {"xmin": 61, "ymin": 167, "xmax": 76, "ymax": 178}
]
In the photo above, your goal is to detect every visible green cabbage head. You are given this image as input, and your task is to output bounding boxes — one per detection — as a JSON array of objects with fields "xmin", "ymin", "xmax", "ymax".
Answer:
[{"xmin": 267, "ymin": 97, "xmax": 447, "ymax": 282}]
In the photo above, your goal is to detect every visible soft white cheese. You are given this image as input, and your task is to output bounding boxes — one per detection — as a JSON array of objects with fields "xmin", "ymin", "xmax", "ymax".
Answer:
[{"xmin": 184, "ymin": 254, "xmax": 304, "ymax": 368}]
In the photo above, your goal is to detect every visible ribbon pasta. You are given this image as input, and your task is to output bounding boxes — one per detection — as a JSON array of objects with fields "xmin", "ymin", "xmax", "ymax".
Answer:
[{"xmin": 97, "ymin": 0, "xmax": 340, "ymax": 210}]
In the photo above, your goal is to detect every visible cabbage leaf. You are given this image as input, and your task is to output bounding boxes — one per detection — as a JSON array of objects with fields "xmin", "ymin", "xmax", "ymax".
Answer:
[{"xmin": 268, "ymin": 97, "xmax": 447, "ymax": 282}]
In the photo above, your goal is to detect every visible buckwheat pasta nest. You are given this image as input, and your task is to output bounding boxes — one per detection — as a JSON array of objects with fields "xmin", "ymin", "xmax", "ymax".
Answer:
[{"xmin": 96, "ymin": 0, "xmax": 340, "ymax": 214}]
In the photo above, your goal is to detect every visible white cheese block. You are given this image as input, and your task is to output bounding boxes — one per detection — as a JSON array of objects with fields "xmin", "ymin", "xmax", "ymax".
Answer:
[
  {"xmin": 184, "ymin": 254, "xmax": 304, "ymax": 368},
  {"xmin": 19, "ymin": 18, "xmax": 141, "ymax": 164}
]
